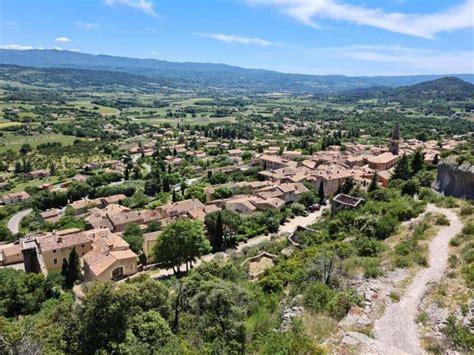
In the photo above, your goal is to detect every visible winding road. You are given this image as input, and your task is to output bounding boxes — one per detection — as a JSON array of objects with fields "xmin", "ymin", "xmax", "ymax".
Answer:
[
  {"xmin": 7, "ymin": 208, "xmax": 32, "ymax": 234},
  {"xmin": 373, "ymin": 205, "xmax": 463, "ymax": 354}
]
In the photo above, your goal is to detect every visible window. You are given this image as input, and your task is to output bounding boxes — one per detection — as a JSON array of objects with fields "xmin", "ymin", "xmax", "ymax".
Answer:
[
  {"xmin": 53, "ymin": 259, "xmax": 57, "ymax": 264},
  {"xmin": 81, "ymin": 244, "xmax": 85, "ymax": 248},
  {"xmin": 53, "ymin": 249, "xmax": 56, "ymax": 253}
]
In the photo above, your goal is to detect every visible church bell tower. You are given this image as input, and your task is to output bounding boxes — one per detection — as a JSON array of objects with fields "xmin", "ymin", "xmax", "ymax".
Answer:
[{"xmin": 389, "ymin": 120, "xmax": 400, "ymax": 155}]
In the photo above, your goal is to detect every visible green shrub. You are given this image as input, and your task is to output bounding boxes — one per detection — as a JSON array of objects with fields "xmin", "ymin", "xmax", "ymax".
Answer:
[
  {"xmin": 303, "ymin": 282, "xmax": 334, "ymax": 312},
  {"xmin": 460, "ymin": 205, "xmax": 474, "ymax": 216},
  {"xmin": 442, "ymin": 315, "xmax": 474, "ymax": 352},
  {"xmin": 462, "ymin": 223, "xmax": 474, "ymax": 236},
  {"xmin": 327, "ymin": 291, "xmax": 358, "ymax": 320},
  {"xmin": 435, "ymin": 214, "xmax": 450, "ymax": 226},
  {"xmin": 462, "ymin": 264, "xmax": 474, "ymax": 288}
]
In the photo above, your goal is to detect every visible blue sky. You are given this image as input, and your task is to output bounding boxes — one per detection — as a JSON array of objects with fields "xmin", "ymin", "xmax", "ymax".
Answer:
[{"xmin": 1, "ymin": 0, "xmax": 473, "ymax": 75}]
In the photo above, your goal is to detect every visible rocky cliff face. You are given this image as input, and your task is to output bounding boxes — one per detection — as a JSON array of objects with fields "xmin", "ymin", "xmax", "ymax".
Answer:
[{"xmin": 434, "ymin": 156, "xmax": 474, "ymax": 199}]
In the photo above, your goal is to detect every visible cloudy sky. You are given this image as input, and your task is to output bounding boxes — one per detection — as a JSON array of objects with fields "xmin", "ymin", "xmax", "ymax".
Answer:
[{"xmin": 1, "ymin": 0, "xmax": 473, "ymax": 75}]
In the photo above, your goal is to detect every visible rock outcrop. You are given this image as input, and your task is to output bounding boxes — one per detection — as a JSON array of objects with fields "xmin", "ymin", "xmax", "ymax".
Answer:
[{"xmin": 434, "ymin": 156, "xmax": 474, "ymax": 199}]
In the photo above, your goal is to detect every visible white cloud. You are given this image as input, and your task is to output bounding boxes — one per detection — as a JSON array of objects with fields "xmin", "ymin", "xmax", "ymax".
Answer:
[
  {"xmin": 151, "ymin": 51, "xmax": 158, "ymax": 55},
  {"xmin": 75, "ymin": 21, "xmax": 100, "ymax": 30},
  {"xmin": 56, "ymin": 36, "xmax": 70, "ymax": 43},
  {"xmin": 0, "ymin": 44, "xmax": 35, "ymax": 50},
  {"xmin": 247, "ymin": 0, "xmax": 474, "ymax": 39},
  {"xmin": 53, "ymin": 46, "xmax": 63, "ymax": 50},
  {"xmin": 196, "ymin": 33, "xmax": 271, "ymax": 46},
  {"xmin": 105, "ymin": 0, "xmax": 158, "ymax": 17}
]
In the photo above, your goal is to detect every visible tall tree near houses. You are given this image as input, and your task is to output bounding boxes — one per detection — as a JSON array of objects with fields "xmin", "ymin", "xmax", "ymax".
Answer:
[
  {"xmin": 392, "ymin": 154, "xmax": 410, "ymax": 181},
  {"xmin": 61, "ymin": 258, "xmax": 69, "ymax": 285},
  {"xmin": 214, "ymin": 211, "xmax": 224, "ymax": 250},
  {"xmin": 172, "ymin": 189, "xmax": 177, "ymax": 203},
  {"xmin": 65, "ymin": 247, "xmax": 81, "ymax": 288},
  {"xmin": 368, "ymin": 172, "xmax": 379, "ymax": 192},
  {"xmin": 318, "ymin": 181, "xmax": 325, "ymax": 203},
  {"xmin": 411, "ymin": 149, "xmax": 425, "ymax": 176}
]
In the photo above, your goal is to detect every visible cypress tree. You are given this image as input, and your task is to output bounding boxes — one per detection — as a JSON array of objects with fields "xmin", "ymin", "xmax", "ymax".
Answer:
[
  {"xmin": 318, "ymin": 181, "xmax": 325, "ymax": 203},
  {"xmin": 61, "ymin": 258, "xmax": 69, "ymax": 284},
  {"xmin": 66, "ymin": 247, "xmax": 81, "ymax": 288},
  {"xmin": 368, "ymin": 172, "xmax": 378, "ymax": 192}
]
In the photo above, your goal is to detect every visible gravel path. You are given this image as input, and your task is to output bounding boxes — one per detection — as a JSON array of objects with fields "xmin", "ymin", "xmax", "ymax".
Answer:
[
  {"xmin": 7, "ymin": 208, "xmax": 32, "ymax": 234},
  {"xmin": 373, "ymin": 205, "xmax": 463, "ymax": 354}
]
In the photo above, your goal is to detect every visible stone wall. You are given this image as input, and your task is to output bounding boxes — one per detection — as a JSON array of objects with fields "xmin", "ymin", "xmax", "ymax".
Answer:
[{"xmin": 434, "ymin": 156, "xmax": 474, "ymax": 199}]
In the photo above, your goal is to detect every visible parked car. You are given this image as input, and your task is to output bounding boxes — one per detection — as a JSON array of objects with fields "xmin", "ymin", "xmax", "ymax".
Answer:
[{"xmin": 308, "ymin": 204, "xmax": 320, "ymax": 212}]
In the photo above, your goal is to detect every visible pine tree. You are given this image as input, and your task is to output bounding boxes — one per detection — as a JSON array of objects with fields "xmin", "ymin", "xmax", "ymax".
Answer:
[
  {"xmin": 318, "ymin": 181, "xmax": 325, "ymax": 203},
  {"xmin": 66, "ymin": 247, "xmax": 81, "ymax": 288},
  {"xmin": 368, "ymin": 172, "xmax": 378, "ymax": 192},
  {"xmin": 392, "ymin": 154, "xmax": 410, "ymax": 181},
  {"xmin": 410, "ymin": 149, "xmax": 424, "ymax": 176}
]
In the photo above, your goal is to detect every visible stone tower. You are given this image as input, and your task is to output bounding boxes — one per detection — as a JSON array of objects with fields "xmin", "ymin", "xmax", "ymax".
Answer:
[{"xmin": 389, "ymin": 120, "xmax": 400, "ymax": 155}]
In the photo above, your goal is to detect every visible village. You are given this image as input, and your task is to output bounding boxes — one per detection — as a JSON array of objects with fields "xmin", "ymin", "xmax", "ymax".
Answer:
[{"xmin": 0, "ymin": 120, "xmax": 463, "ymax": 284}]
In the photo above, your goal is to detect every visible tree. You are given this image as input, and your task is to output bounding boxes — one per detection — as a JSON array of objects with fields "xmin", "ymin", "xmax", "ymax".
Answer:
[
  {"xmin": 172, "ymin": 189, "xmax": 177, "ymax": 203},
  {"xmin": 341, "ymin": 177, "xmax": 355, "ymax": 194},
  {"xmin": 368, "ymin": 172, "xmax": 378, "ymax": 192},
  {"xmin": 190, "ymin": 279, "xmax": 252, "ymax": 350},
  {"xmin": 125, "ymin": 310, "xmax": 174, "ymax": 350},
  {"xmin": 123, "ymin": 224, "xmax": 144, "ymax": 254},
  {"xmin": 265, "ymin": 217, "xmax": 280, "ymax": 233},
  {"xmin": 432, "ymin": 154, "xmax": 439, "ymax": 165},
  {"xmin": 19, "ymin": 144, "xmax": 31, "ymax": 155},
  {"xmin": 0, "ymin": 226, "xmax": 13, "ymax": 243},
  {"xmin": 65, "ymin": 247, "xmax": 81, "ymax": 288},
  {"xmin": 401, "ymin": 179, "xmax": 419, "ymax": 196},
  {"xmin": 410, "ymin": 149, "xmax": 424, "ymax": 176},
  {"xmin": 298, "ymin": 191, "xmax": 316, "ymax": 207},
  {"xmin": 61, "ymin": 258, "xmax": 69, "ymax": 284},
  {"xmin": 184, "ymin": 183, "xmax": 207, "ymax": 203},
  {"xmin": 318, "ymin": 181, "xmax": 325, "ymax": 203},
  {"xmin": 145, "ymin": 220, "xmax": 161, "ymax": 233},
  {"xmin": 67, "ymin": 181, "xmax": 93, "ymax": 202},
  {"xmin": 153, "ymin": 219, "xmax": 210, "ymax": 274},
  {"xmin": 65, "ymin": 283, "xmax": 128, "ymax": 353},
  {"xmin": 392, "ymin": 154, "xmax": 410, "ymax": 181},
  {"xmin": 205, "ymin": 210, "xmax": 241, "ymax": 250}
]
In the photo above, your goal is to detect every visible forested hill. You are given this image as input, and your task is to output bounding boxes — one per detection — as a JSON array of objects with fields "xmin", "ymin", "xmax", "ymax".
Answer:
[
  {"xmin": 0, "ymin": 64, "xmax": 165, "ymax": 91},
  {"xmin": 393, "ymin": 77, "xmax": 474, "ymax": 101},
  {"xmin": 1, "ymin": 49, "xmax": 473, "ymax": 94},
  {"xmin": 325, "ymin": 77, "xmax": 474, "ymax": 103}
]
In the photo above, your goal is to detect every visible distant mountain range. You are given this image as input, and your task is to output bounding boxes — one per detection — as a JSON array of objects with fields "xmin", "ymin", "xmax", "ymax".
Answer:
[
  {"xmin": 326, "ymin": 77, "xmax": 474, "ymax": 103},
  {"xmin": 1, "ymin": 49, "xmax": 473, "ymax": 94}
]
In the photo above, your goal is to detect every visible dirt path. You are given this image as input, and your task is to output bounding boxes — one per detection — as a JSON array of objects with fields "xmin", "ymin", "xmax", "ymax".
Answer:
[{"xmin": 373, "ymin": 205, "xmax": 463, "ymax": 354}]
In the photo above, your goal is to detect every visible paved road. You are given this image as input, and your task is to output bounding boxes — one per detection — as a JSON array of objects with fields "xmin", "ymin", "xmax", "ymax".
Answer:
[
  {"xmin": 7, "ymin": 208, "xmax": 33, "ymax": 234},
  {"xmin": 373, "ymin": 205, "xmax": 463, "ymax": 354},
  {"xmin": 135, "ymin": 205, "xmax": 328, "ymax": 280}
]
